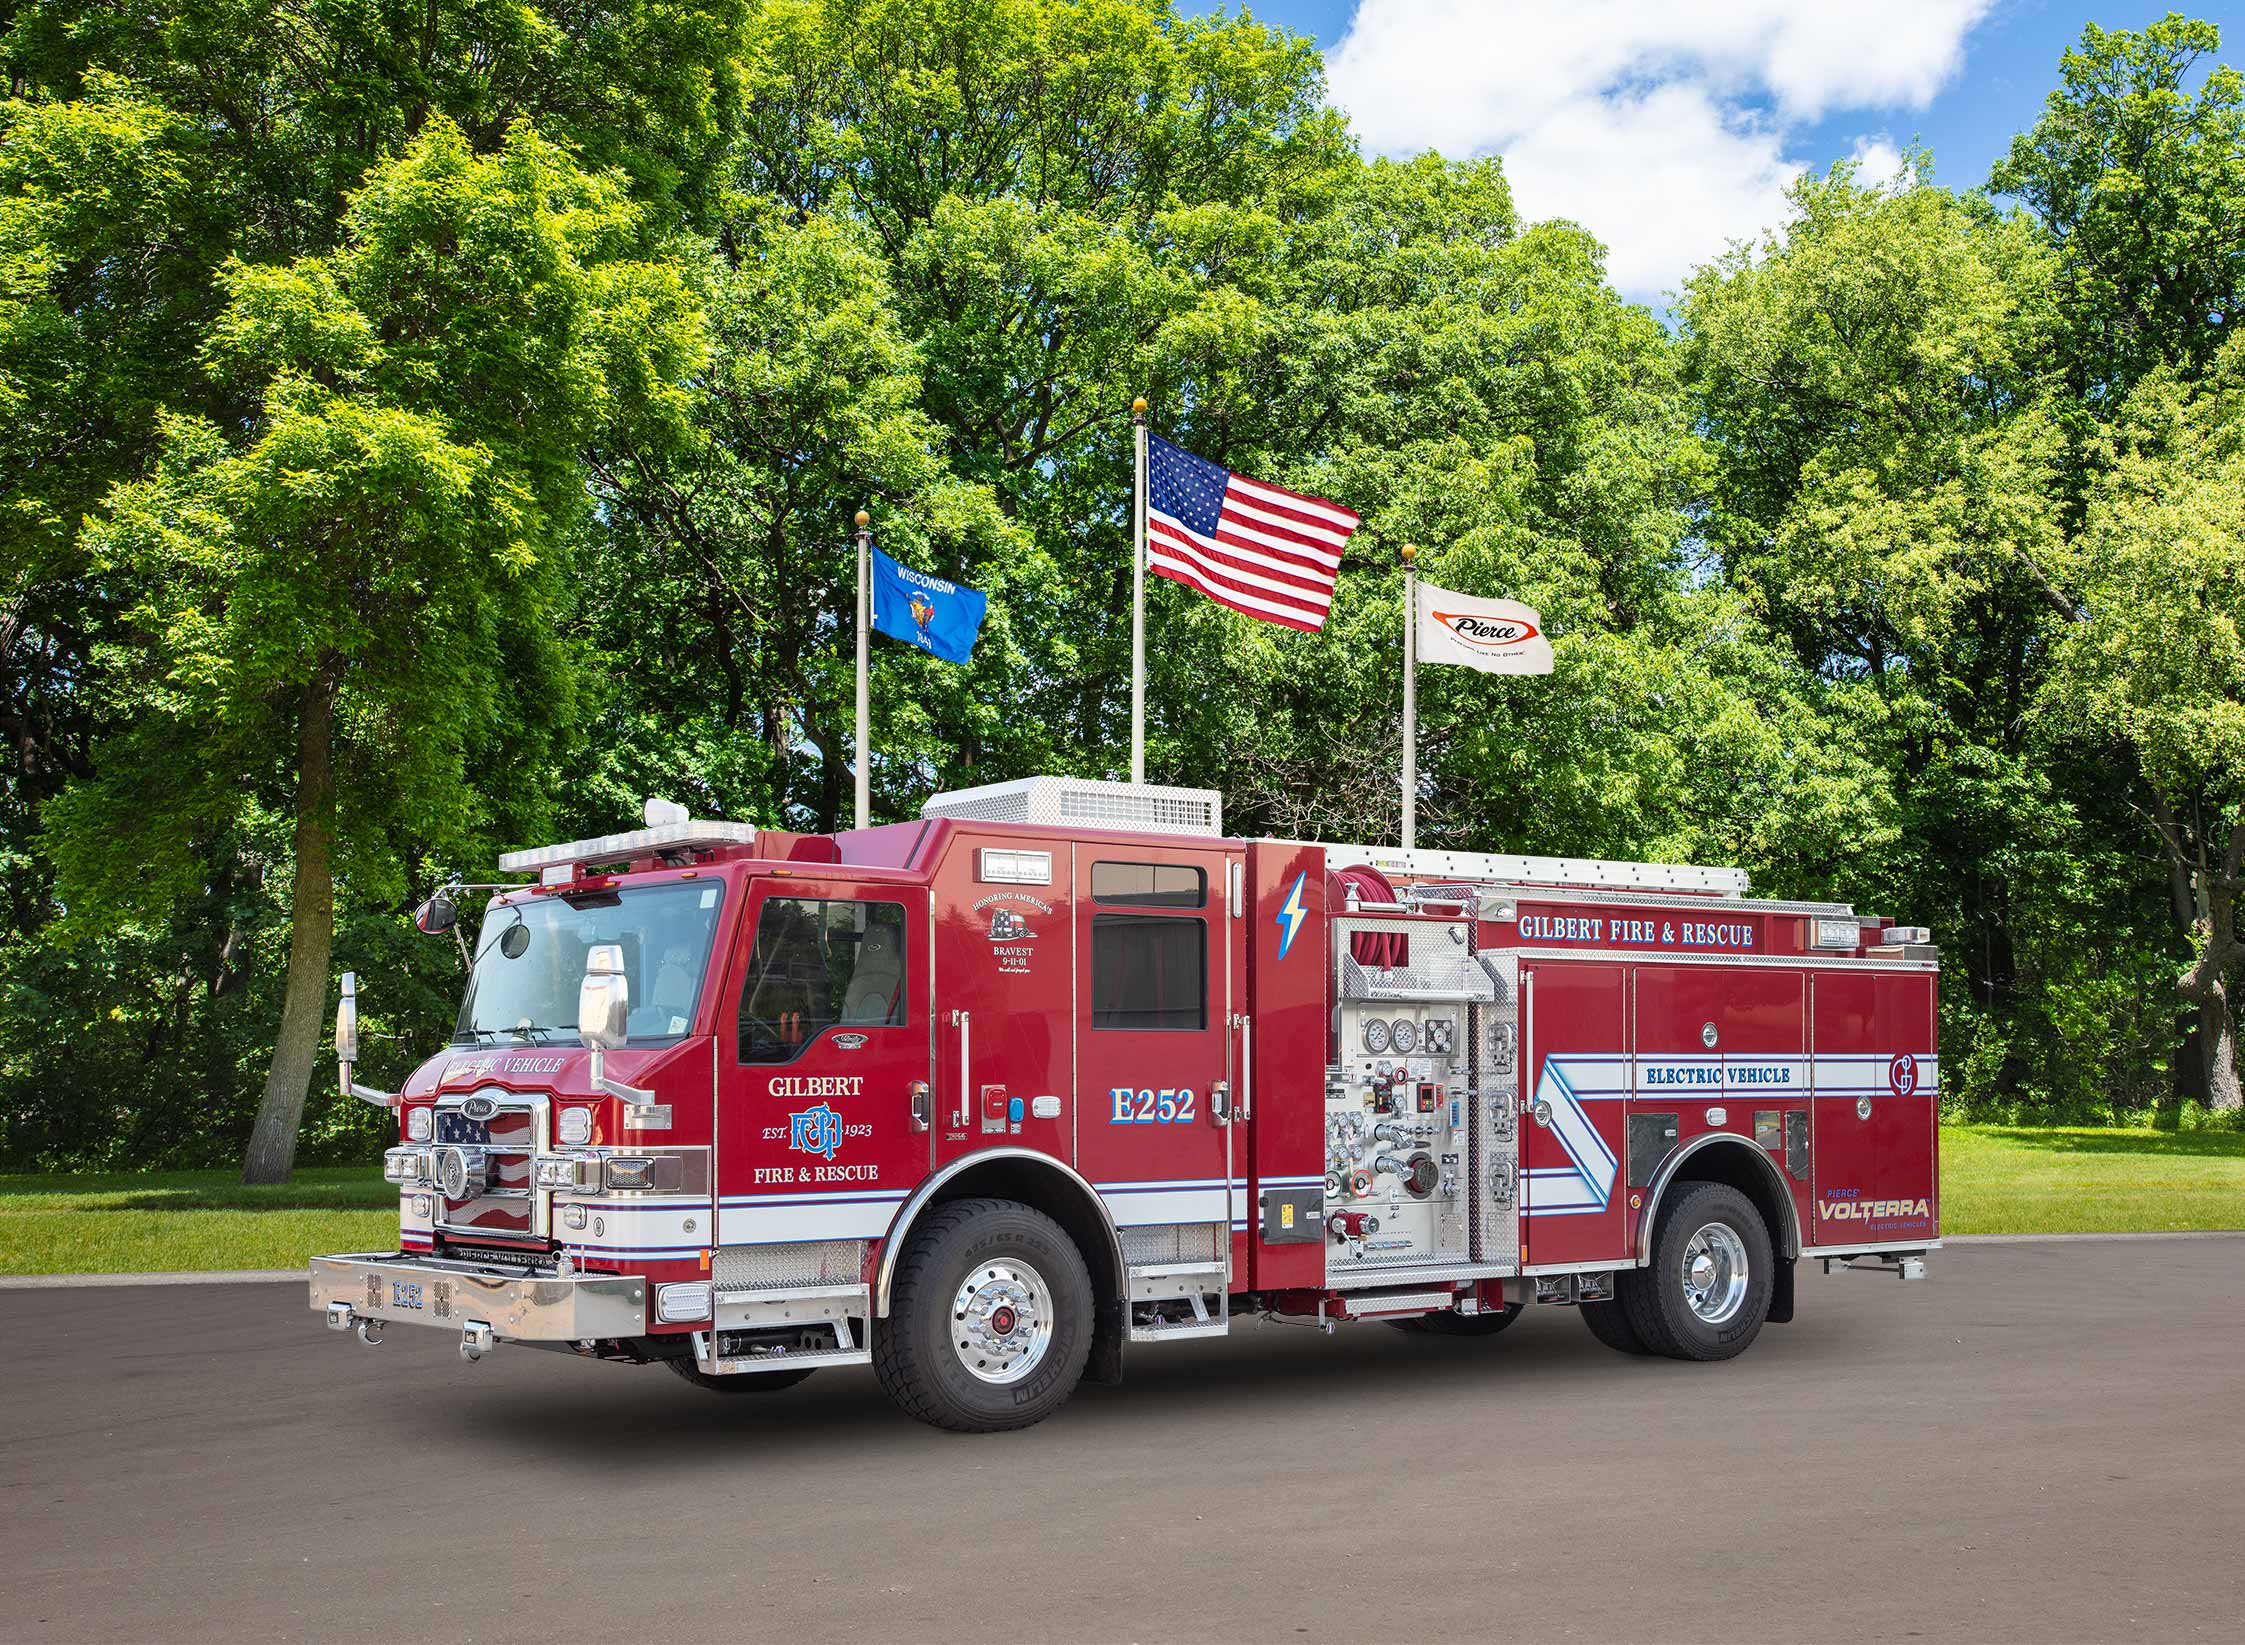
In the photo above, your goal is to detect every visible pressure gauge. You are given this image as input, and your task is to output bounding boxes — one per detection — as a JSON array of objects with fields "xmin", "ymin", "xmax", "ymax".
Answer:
[
  {"xmin": 1361, "ymin": 1017, "xmax": 1391, "ymax": 1054},
  {"xmin": 1389, "ymin": 1017, "xmax": 1419, "ymax": 1055},
  {"xmin": 1424, "ymin": 1018, "xmax": 1454, "ymax": 1055}
]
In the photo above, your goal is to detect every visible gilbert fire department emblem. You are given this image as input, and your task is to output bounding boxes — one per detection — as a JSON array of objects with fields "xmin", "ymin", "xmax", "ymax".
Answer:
[
  {"xmin": 787, "ymin": 1102, "xmax": 845, "ymax": 1161},
  {"xmin": 314, "ymin": 775, "xmax": 1939, "ymax": 1433}
]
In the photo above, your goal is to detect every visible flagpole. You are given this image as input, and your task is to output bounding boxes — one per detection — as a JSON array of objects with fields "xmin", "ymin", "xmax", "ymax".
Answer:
[
  {"xmin": 1130, "ymin": 397, "xmax": 1149, "ymax": 785},
  {"xmin": 1401, "ymin": 542, "xmax": 1417, "ymax": 850},
  {"xmin": 854, "ymin": 508, "xmax": 871, "ymax": 832}
]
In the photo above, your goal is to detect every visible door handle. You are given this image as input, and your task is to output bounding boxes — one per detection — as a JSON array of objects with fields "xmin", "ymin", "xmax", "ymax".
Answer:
[
  {"xmin": 949, "ymin": 1009, "xmax": 970, "ymax": 1128},
  {"xmin": 1230, "ymin": 1012, "xmax": 1253, "ymax": 1120},
  {"xmin": 1209, "ymin": 1081, "xmax": 1231, "ymax": 1127},
  {"xmin": 909, "ymin": 1080, "xmax": 931, "ymax": 1133}
]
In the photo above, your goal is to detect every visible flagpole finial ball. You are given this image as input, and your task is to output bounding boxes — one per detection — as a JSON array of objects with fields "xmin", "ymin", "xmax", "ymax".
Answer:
[
  {"xmin": 855, "ymin": 510, "xmax": 870, "ymax": 529},
  {"xmin": 1400, "ymin": 542, "xmax": 1418, "ymax": 563},
  {"xmin": 1132, "ymin": 396, "xmax": 1148, "ymax": 415}
]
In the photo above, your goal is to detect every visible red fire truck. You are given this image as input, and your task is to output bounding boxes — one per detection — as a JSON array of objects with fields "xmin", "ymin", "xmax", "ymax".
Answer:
[{"xmin": 312, "ymin": 776, "xmax": 1938, "ymax": 1431}]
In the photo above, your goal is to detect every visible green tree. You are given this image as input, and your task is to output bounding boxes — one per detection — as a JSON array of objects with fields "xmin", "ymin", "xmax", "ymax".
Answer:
[
  {"xmin": 1680, "ymin": 161, "xmax": 2176, "ymax": 1115},
  {"xmin": 2050, "ymin": 336, "xmax": 2245, "ymax": 1110},
  {"xmin": 1992, "ymin": 14, "xmax": 2245, "ymax": 402},
  {"xmin": 46, "ymin": 120, "xmax": 701, "ymax": 1179}
]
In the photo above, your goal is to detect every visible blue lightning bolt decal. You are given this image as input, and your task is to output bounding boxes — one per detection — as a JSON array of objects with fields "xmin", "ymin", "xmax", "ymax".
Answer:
[{"xmin": 1274, "ymin": 870, "xmax": 1308, "ymax": 959}]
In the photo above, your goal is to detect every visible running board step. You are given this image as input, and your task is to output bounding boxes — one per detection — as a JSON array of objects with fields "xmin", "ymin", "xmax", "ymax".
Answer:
[{"xmin": 1128, "ymin": 1287, "xmax": 1229, "ymax": 1343}]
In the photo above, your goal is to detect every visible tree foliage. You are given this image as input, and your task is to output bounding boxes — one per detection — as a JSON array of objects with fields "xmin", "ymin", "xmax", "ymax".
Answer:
[{"xmin": 2, "ymin": 2, "xmax": 2242, "ymax": 1172}]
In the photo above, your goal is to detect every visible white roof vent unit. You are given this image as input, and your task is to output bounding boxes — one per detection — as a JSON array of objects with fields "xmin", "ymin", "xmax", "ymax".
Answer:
[{"xmin": 922, "ymin": 775, "xmax": 1223, "ymax": 838}]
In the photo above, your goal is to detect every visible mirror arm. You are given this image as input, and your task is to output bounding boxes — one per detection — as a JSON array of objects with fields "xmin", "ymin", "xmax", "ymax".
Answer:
[
  {"xmin": 586, "ymin": 1046, "xmax": 656, "ymax": 1109},
  {"xmin": 340, "ymin": 1063, "xmax": 400, "ymax": 1109}
]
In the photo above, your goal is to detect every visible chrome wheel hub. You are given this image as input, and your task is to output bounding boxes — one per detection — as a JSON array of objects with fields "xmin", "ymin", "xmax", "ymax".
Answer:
[
  {"xmin": 1681, "ymin": 1223, "xmax": 1749, "ymax": 1324},
  {"xmin": 951, "ymin": 1259, "xmax": 1053, "ymax": 1385}
]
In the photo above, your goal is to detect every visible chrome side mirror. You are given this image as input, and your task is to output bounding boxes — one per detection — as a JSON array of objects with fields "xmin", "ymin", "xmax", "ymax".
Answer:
[
  {"xmin": 579, "ymin": 944, "xmax": 657, "ymax": 1112},
  {"xmin": 337, "ymin": 972, "xmax": 397, "ymax": 1109},
  {"xmin": 336, "ymin": 971, "xmax": 361, "ymax": 1084},
  {"xmin": 579, "ymin": 943, "xmax": 630, "ymax": 1052}
]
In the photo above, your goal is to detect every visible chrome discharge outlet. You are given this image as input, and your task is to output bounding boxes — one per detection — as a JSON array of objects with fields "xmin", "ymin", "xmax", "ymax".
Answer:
[{"xmin": 459, "ymin": 1320, "xmax": 495, "ymax": 1362}]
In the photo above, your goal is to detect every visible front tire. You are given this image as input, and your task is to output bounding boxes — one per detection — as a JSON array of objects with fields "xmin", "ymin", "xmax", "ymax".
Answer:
[
  {"xmin": 1622, "ymin": 1181, "xmax": 1774, "ymax": 1361},
  {"xmin": 665, "ymin": 1358, "xmax": 815, "ymax": 1394},
  {"xmin": 874, "ymin": 1197, "xmax": 1093, "ymax": 1433}
]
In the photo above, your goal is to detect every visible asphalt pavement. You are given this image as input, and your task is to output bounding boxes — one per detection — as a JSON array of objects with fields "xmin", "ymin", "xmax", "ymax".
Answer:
[{"xmin": 3, "ymin": 1237, "xmax": 2240, "ymax": 1643}]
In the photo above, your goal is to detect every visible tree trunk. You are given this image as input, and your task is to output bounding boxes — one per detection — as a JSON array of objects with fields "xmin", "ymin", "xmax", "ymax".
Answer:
[
  {"xmin": 241, "ymin": 662, "xmax": 341, "ymax": 1184},
  {"xmin": 2199, "ymin": 987, "xmax": 2243, "ymax": 1112},
  {"xmin": 2170, "ymin": 817, "xmax": 2245, "ymax": 1115}
]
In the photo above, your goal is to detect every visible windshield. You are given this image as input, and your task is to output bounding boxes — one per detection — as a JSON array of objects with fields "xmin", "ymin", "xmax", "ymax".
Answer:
[{"xmin": 454, "ymin": 882, "xmax": 726, "ymax": 1045}]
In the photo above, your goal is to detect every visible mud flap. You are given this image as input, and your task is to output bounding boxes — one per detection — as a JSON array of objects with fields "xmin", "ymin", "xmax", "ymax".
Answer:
[
  {"xmin": 1768, "ymin": 1255, "xmax": 1795, "ymax": 1324},
  {"xmin": 1086, "ymin": 1291, "xmax": 1126, "ymax": 1385}
]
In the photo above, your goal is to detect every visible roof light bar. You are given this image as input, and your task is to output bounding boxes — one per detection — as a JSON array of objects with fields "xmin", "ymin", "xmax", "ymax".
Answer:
[{"xmin": 497, "ymin": 820, "xmax": 757, "ymax": 874}]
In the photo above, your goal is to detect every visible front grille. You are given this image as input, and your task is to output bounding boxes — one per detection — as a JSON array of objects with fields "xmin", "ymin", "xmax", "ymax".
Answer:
[{"xmin": 435, "ymin": 1101, "xmax": 538, "ymax": 1237}]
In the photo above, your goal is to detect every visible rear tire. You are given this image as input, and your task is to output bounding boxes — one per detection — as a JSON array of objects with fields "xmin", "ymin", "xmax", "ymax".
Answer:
[
  {"xmin": 874, "ymin": 1197, "xmax": 1093, "ymax": 1433},
  {"xmin": 1622, "ymin": 1181, "xmax": 1773, "ymax": 1361},
  {"xmin": 1388, "ymin": 1303, "xmax": 1523, "ymax": 1337},
  {"xmin": 1579, "ymin": 1291, "xmax": 1651, "ymax": 1355},
  {"xmin": 664, "ymin": 1358, "xmax": 815, "ymax": 1394}
]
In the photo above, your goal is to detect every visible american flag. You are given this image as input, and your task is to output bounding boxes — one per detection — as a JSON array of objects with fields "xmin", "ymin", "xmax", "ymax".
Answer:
[{"xmin": 1146, "ymin": 434, "xmax": 1359, "ymax": 631}]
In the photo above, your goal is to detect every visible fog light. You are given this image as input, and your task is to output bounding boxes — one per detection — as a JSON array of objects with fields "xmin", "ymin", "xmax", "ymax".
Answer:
[
  {"xmin": 405, "ymin": 1106, "xmax": 433, "ymax": 1142},
  {"xmin": 656, "ymin": 1282, "xmax": 712, "ymax": 1323},
  {"xmin": 562, "ymin": 1203, "xmax": 588, "ymax": 1231},
  {"xmin": 410, "ymin": 1194, "xmax": 434, "ymax": 1219},
  {"xmin": 383, "ymin": 1147, "xmax": 427, "ymax": 1184},
  {"xmin": 534, "ymin": 1155, "xmax": 592, "ymax": 1190},
  {"xmin": 557, "ymin": 1106, "xmax": 592, "ymax": 1145}
]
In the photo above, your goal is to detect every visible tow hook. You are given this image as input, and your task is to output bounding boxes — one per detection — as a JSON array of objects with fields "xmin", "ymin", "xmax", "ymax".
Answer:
[{"xmin": 459, "ymin": 1321, "xmax": 495, "ymax": 1362}]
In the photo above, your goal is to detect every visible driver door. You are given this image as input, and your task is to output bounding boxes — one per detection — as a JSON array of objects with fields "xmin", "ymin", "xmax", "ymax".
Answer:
[{"xmin": 715, "ymin": 880, "xmax": 932, "ymax": 1249}]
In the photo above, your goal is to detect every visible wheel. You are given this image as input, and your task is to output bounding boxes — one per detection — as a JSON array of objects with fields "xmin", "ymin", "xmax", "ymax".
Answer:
[
  {"xmin": 664, "ymin": 1358, "xmax": 815, "ymax": 1393},
  {"xmin": 1387, "ymin": 1303, "xmax": 1524, "ymax": 1336},
  {"xmin": 1579, "ymin": 1290, "xmax": 1651, "ymax": 1354},
  {"xmin": 1621, "ymin": 1181, "xmax": 1774, "ymax": 1361},
  {"xmin": 874, "ymin": 1197, "xmax": 1093, "ymax": 1433}
]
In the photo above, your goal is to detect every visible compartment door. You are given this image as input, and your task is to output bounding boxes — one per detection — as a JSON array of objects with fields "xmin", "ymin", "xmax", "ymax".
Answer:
[
  {"xmin": 1810, "ymin": 971, "xmax": 1939, "ymax": 1246},
  {"xmin": 1520, "ymin": 961, "xmax": 1629, "ymax": 1266}
]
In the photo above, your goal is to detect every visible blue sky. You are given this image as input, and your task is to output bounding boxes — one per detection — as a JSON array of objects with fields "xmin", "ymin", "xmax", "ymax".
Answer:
[{"xmin": 1179, "ymin": 2, "xmax": 2239, "ymax": 306}]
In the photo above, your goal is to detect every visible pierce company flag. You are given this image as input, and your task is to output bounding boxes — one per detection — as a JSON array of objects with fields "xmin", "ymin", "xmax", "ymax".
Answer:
[
  {"xmin": 1146, "ymin": 434, "xmax": 1359, "ymax": 631},
  {"xmin": 1414, "ymin": 581, "xmax": 1554, "ymax": 674},
  {"xmin": 869, "ymin": 544, "xmax": 987, "ymax": 664}
]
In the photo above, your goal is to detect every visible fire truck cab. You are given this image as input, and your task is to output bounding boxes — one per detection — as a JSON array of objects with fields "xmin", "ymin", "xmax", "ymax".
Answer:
[{"xmin": 313, "ymin": 777, "xmax": 1938, "ymax": 1431}]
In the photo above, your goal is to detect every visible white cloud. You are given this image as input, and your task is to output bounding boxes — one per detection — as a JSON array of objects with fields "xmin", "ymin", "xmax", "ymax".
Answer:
[
  {"xmin": 1848, "ymin": 135, "xmax": 1909, "ymax": 191},
  {"xmin": 1326, "ymin": 0, "xmax": 1994, "ymax": 301}
]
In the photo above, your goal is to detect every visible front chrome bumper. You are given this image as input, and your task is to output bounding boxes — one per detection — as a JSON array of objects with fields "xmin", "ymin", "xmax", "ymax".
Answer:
[{"xmin": 309, "ymin": 1252, "xmax": 648, "ymax": 1342}]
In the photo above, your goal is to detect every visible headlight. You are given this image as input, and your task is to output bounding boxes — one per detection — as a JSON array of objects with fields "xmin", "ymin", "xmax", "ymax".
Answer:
[
  {"xmin": 405, "ymin": 1106, "xmax": 433, "ymax": 1142},
  {"xmin": 383, "ymin": 1147, "xmax": 428, "ymax": 1184},
  {"xmin": 656, "ymin": 1282, "xmax": 712, "ymax": 1322},
  {"xmin": 557, "ymin": 1106, "xmax": 593, "ymax": 1146},
  {"xmin": 599, "ymin": 1153, "xmax": 683, "ymax": 1191}
]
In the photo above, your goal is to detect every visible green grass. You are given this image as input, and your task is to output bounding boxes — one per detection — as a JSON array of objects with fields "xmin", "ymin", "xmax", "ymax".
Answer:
[
  {"xmin": 0, "ymin": 1167, "xmax": 396, "ymax": 1275},
  {"xmin": 1939, "ymin": 1125, "xmax": 2245, "ymax": 1234},
  {"xmin": 0, "ymin": 1128, "xmax": 2239, "ymax": 1273}
]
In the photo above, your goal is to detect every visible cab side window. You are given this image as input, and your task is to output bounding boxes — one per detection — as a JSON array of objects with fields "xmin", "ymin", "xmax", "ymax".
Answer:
[{"xmin": 738, "ymin": 897, "xmax": 908, "ymax": 1063}]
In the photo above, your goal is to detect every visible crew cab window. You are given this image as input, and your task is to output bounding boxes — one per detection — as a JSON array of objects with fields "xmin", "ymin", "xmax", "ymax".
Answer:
[
  {"xmin": 1091, "ymin": 861, "xmax": 1205, "ymax": 908},
  {"xmin": 1091, "ymin": 914, "xmax": 1206, "ymax": 1031},
  {"xmin": 738, "ymin": 897, "xmax": 908, "ymax": 1063}
]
